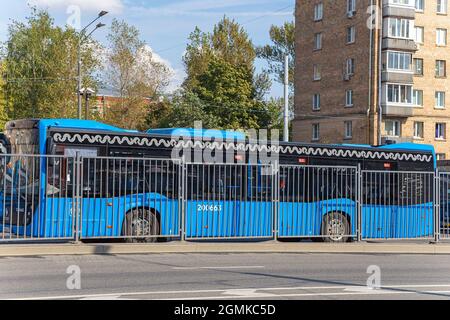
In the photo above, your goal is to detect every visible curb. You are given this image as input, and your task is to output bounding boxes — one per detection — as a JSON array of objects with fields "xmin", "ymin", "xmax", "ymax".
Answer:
[{"xmin": 1, "ymin": 241, "xmax": 450, "ymax": 256}]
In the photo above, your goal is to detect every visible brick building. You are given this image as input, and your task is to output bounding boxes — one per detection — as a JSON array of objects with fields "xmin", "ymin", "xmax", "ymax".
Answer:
[{"xmin": 293, "ymin": 0, "xmax": 450, "ymax": 159}]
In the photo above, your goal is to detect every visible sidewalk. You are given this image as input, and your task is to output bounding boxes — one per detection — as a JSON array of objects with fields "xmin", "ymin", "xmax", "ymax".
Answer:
[{"xmin": 1, "ymin": 241, "xmax": 450, "ymax": 256}]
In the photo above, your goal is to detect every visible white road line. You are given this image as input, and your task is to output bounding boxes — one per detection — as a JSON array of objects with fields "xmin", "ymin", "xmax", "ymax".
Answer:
[
  {"xmin": 11, "ymin": 284, "xmax": 450, "ymax": 300},
  {"xmin": 162, "ymin": 291, "xmax": 412, "ymax": 300},
  {"xmin": 172, "ymin": 266, "xmax": 265, "ymax": 270}
]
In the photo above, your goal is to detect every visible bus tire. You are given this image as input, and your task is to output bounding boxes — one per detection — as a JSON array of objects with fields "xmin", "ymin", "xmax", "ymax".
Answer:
[
  {"xmin": 122, "ymin": 208, "xmax": 160, "ymax": 243},
  {"xmin": 321, "ymin": 212, "xmax": 350, "ymax": 243}
]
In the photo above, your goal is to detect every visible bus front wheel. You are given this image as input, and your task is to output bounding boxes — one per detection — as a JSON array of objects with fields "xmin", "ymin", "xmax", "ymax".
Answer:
[
  {"xmin": 321, "ymin": 212, "xmax": 350, "ymax": 243},
  {"xmin": 122, "ymin": 208, "xmax": 160, "ymax": 243}
]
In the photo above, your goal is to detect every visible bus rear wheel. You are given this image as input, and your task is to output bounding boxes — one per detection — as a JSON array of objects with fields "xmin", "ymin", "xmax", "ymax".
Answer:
[
  {"xmin": 122, "ymin": 208, "xmax": 160, "ymax": 243},
  {"xmin": 321, "ymin": 212, "xmax": 350, "ymax": 243}
]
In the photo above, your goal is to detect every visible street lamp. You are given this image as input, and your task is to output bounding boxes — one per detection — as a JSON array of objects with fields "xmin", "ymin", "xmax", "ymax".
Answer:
[
  {"xmin": 79, "ymin": 87, "xmax": 95, "ymax": 120},
  {"xmin": 77, "ymin": 11, "xmax": 108, "ymax": 120}
]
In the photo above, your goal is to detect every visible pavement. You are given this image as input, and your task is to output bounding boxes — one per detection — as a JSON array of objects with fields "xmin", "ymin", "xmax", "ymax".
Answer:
[
  {"xmin": 2, "ymin": 252, "xmax": 450, "ymax": 300},
  {"xmin": 1, "ymin": 240, "xmax": 450, "ymax": 257}
]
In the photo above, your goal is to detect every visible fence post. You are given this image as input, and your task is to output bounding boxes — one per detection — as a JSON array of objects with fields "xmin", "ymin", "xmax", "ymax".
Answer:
[
  {"xmin": 357, "ymin": 164, "xmax": 362, "ymax": 242},
  {"xmin": 74, "ymin": 153, "xmax": 82, "ymax": 243},
  {"xmin": 273, "ymin": 162, "xmax": 279, "ymax": 242},
  {"xmin": 434, "ymin": 169, "xmax": 440, "ymax": 243},
  {"xmin": 180, "ymin": 159, "xmax": 186, "ymax": 242}
]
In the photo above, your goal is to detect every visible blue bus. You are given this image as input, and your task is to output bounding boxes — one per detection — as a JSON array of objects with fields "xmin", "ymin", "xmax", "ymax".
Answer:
[{"xmin": 0, "ymin": 119, "xmax": 437, "ymax": 242}]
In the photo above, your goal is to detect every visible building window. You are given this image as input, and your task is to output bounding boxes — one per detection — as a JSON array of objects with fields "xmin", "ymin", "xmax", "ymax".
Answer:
[
  {"xmin": 436, "ymin": 123, "xmax": 446, "ymax": 140},
  {"xmin": 312, "ymin": 123, "xmax": 320, "ymax": 141},
  {"xmin": 437, "ymin": 0, "xmax": 448, "ymax": 14},
  {"xmin": 314, "ymin": 33, "xmax": 322, "ymax": 50},
  {"xmin": 414, "ymin": 58, "xmax": 424, "ymax": 75},
  {"xmin": 313, "ymin": 94, "xmax": 321, "ymax": 110},
  {"xmin": 346, "ymin": 26, "xmax": 356, "ymax": 43},
  {"xmin": 414, "ymin": 122, "xmax": 424, "ymax": 139},
  {"xmin": 313, "ymin": 64, "xmax": 321, "ymax": 80},
  {"xmin": 437, "ymin": 153, "xmax": 446, "ymax": 160},
  {"xmin": 436, "ymin": 91, "xmax": 446, "ymax": 108},
  {"xmin": 413, "ymin": 89, "xmax": 423, "ymax": 106},
  {"xmin": 385, "ymin": 120, "xmax": 401, "ymax": 137},
  {"xmin": 415, "ymin": 0, "xmax": 424, "ymax": 11},
  {"xmin": 415, "ymin": 26, "xmax": 424, "ymax": 43},
  {"xmin": 437, "ymin": 29, "xmax": 447, "ymax": 46},
  {"xmin": 387, "ymin": 18, "xmax": 413, "ymax": 39},
  {"xmin": 345, "ymin": 89, "xmax": 354, "ymax": 106},
  {"xmin": 390, "ymin": 0, "xmax": 414, "ymax": 5},
  {"xmin": 347, "ymin": 0, "xmax": 356, "ymax": 16},
  {"xmin": 314, "ymin": 3, "xmax": 323, "ymax": 21},
  {"xmin": 387, "ymin": 84, "xmax": 413, "ymax": 104},
  {"xmin": 436, "ymin": 60, "xmax": 447, "ymax": 77},
  {"xmin": 344, "ymin": 121, "xmax": 353, "ymax": 139},
  {"xmin": 387, "ymin": 51, "xmax": 412, "ymax": 71},
  {"xmin": 345, "ymin": 58, "xmax": 355, "ymax": 75}
]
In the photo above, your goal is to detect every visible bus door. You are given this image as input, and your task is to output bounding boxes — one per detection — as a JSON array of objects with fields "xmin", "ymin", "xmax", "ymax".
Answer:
[
  {"xmin": 241, "ymin": 163, "xmax": 273, "ymax": 238},
  {"xmin": 185, "ymin": 164, "xmax": 244, "ymax": 238},
  {"xmin": 40, "ymin": 155, "xmax": 76, "ymax": 239},
  {"xmin": 361, "ymin": 172, "xmax": 396, "ymax": 239}
]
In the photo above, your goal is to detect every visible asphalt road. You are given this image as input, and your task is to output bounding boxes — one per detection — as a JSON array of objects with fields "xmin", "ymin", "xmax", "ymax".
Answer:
[{"xmin": 1, "ymin": 253, "xmax": 450, "ymax": 300}]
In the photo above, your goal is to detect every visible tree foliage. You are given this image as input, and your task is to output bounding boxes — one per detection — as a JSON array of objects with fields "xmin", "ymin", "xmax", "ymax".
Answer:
[
  {"xmin": 183, "ymin": 17, "xmax": 256, "ymax": 91},
  {"xmin": 256, "ymin": 21, "xmax": 295, "ymax": 88},
  {"xmin": 104, "ymin": 19, "xmax": 171, "ymax": 131},
  {"xmin": 178, "ymin": 17, "xmax": 279, "ymax": 130},
  {"xmin": 0, "ymin": 62, "xmax": 8, "ymax": 129},
  {"xmin": 2, "ymin": 8, "xmax": 101, "ymax": 120}
]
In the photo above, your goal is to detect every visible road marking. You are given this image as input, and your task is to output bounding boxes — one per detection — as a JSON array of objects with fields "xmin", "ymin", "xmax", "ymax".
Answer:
[
  {"xmin": 11, "ymin": 284, "xmax": 450, "ymax": 300},
  {"xmin": 172, "ymin": 266, "xmax": 265, "ymax": 270},
  {"xmin": 222, "ymin": 289, "xmax": 273, "ymax": 298},
  {"xmin": 162, "ymin": 291, "xmax": 413, "ymax": 300}
]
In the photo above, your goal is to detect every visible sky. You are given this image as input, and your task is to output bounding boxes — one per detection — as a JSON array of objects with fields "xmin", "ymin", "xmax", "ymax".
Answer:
[{"xmin": 0, "ymin": 0, "xmax": 294, "ymax": 97}]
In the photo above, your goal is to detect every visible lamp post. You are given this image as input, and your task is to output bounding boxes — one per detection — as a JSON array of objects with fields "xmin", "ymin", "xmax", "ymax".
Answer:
[
  {"xmin": 79, "ymin": 87, "xmax": 95, "ymax": 120},
  {"xmin": 77, "ymin": 11, "xmax": 108, "ymax": 120}
]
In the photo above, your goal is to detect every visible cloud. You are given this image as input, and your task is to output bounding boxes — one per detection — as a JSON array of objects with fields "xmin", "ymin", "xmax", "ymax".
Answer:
[
  {"xmin": 28, "ymin": 0, "xmax": 124, "ymax": 14},
  {"xmin": 143, "ymin": 45, "xmax": 185, "ymax": 93}
]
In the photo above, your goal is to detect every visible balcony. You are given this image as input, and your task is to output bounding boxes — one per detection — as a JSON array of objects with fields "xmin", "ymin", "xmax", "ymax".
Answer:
[
  {"xmin": 382, "ymin": 0, "xmax": 416, "ymax": 18},
  {"xmin": 381, "ymin": 104, "xmax": 414, "ymax": 117},
  {"xmin": 381, "ymin": 136, "xmax": 414, "ymax": 144},
  {"xmin": 381, "ymin": 71, "xmax": 414, "ymax": 83},
  {"xmin": 382, "ymin": 38, "xmax": 418, "ymax": 52}
]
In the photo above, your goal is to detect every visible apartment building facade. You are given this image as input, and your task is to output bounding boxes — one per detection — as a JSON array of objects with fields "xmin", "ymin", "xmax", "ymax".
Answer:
[{"xmin": 293, "ymin": 0, "xmax": 450, "ymax": 159}]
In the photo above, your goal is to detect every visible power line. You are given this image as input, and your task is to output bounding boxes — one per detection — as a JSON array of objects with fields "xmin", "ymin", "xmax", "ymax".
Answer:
[
  {"xmin": 153, "ymin": 3, "xmax": 295, "ymax": 56},
  {"xmin": 4, "ymin": 77, "xmax": 77, "ymax": 83},
  {"xmin": 242, "ymin": 4, "xmax": 294, "ymax": 26}
]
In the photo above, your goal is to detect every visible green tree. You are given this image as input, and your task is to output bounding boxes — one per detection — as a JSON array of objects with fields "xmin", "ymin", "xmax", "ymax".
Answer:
[
  {"xmin": 0, "ymin": 62, "xmax": 8, "ymax": 129},
  {"xmin": 256, "ymin": 21, "xmax": 295, "ymax": 89},
  {"xmin": 104, "ymin": 19, "xmax": 171, "ymax": 130},
  {"xmin": 180, "ymin": 17, "xmax": 278, "ymax": 130},
  {"xmin": 2, "ymin": 8, "xmax": 101, "ymax": 120},
  {"xmin": 159, "ymin": 91, "xmax": 221, "ymax": 129},
  {"xmin": 183, "ymin": 17, "xmax": 256, "ymax": 91}
]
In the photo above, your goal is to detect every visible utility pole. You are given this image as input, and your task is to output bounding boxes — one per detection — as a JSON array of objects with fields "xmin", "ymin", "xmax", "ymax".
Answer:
[
  {"xmin": 283, "ymin": 54, "xmax": 290, "ymax": 142},
  {"xmin": 77, "ymin": 11, "xmax": 108, "ymax": 119}
]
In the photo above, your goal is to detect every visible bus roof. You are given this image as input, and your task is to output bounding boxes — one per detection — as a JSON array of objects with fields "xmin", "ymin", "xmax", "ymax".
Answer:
[{"xmin": 39, "ymin": 119, "xmax": 138, "ymax": 133}]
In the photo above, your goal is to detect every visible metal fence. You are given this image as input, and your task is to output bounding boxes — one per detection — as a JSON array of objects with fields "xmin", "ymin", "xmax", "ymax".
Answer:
[
  {"xmin": 361, "ymin": 170, "xmax": 435, "ymax": 241},
  {"xmin": 0, "ymin": 154, "xmax": 77, "ymax": 241},
  {"xmin": 277, "ymin": 165, "xmax": 358, "ymax": 242},
  {"xmin": 1, "ymin": 153, "xmax": 449, "ymax": 243},
  {"xmin": 439, "ymin": 172, "xmax": 450, "ymax": 240},
  {"xmin": 79, "ymin": 157, "xmax": 183, "ymax": 242},
  {"xmin": 184, "ymin": 163, "xmax": 275, "ymax": 240}
]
